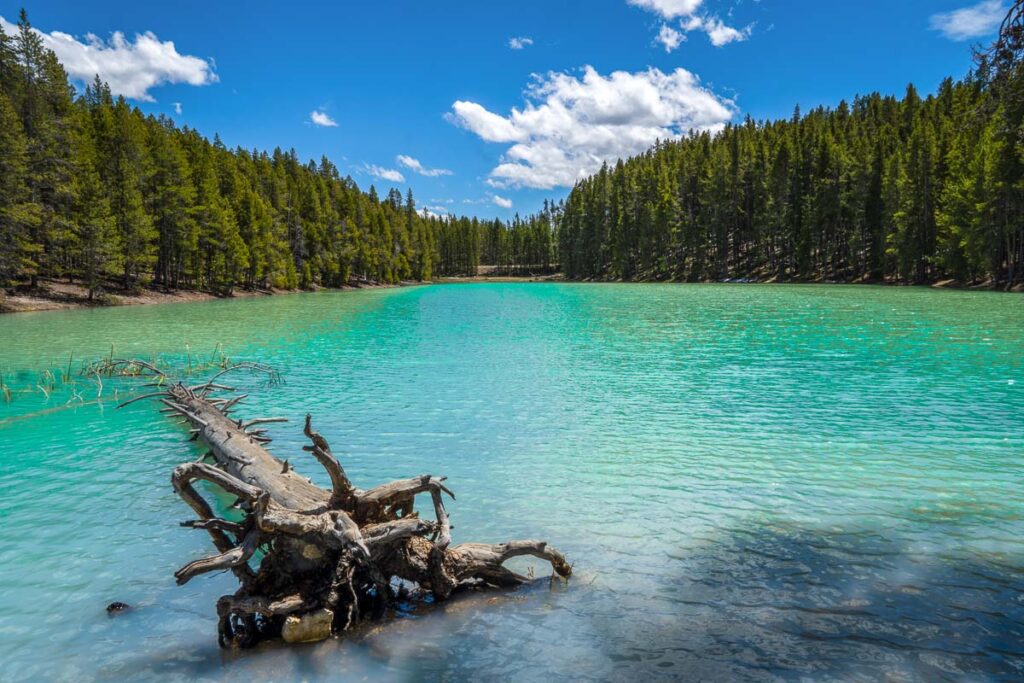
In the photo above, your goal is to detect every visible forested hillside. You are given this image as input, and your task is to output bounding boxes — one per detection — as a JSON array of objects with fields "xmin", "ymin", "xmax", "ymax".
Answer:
[
  {"xmin": 2, "ymin": 6, "xmax": 1020, "ymax": 297},
  {"xmin": 431, "ymin": 202, "xmax": 559, "ymax": 278},
  {"xmin": 558, "ymin": 61, "xmax": 1023, "ymax": 286},
  {"xmin": 0, "ymin": 10, "xmax": 557, "ymax": 299}
]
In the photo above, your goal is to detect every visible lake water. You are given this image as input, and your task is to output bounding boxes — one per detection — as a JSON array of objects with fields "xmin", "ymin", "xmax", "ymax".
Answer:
[{"xmin": 0, "ymin": 283, "xmax": 1022, "ymax": 682}]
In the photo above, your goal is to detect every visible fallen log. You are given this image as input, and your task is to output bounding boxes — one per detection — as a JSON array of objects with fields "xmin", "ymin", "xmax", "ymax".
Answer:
[{"xmin": 103, "ymin": 360, "xmax": 572, "ymax": 648}]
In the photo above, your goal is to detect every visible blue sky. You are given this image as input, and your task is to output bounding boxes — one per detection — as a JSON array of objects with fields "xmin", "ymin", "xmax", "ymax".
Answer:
[{"xmin": 0, "ymin": 0, "xmax": 1007, "ymax": 219}]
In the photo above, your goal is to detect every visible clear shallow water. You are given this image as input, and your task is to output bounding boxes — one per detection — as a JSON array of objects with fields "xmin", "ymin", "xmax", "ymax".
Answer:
[{"xmin": 0, "ymin": 283, "xmax": 1022, "ymax": 682}]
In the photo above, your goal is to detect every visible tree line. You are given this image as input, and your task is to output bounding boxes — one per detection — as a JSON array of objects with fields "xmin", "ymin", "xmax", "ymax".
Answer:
[
  {"xmin": 0, "ymin": 10, "xmax": 554, "ymax": 299},
  {"xmin": 434, "ymin": 202, "xmax": 559, "ymax": 277},
  {"xmin": 3, "ymin": 6, "xmax": 1020, "ymax": 295},
  {"xmin": 559, "ymin": 40, "xmax": 1023, "ymax": 287}
]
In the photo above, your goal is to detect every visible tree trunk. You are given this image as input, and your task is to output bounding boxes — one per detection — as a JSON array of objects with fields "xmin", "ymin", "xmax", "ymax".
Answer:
[{"xmin": 103, "ymin": 359, "xmax": 572, "ymax": 648}]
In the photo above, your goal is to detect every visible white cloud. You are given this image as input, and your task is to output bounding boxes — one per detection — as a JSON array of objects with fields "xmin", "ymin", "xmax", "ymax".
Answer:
[
  {"xmin": 509, "ymin": 36, "xmax": 534, "ymax": 49},
  {"xmin": 624, "ymin": 2, "xmax": 751, "ymax": 48},
  {"xmin": 492, "ymin": 195, "xmax": 513, "ymax": 209},
  {"xmin": 172, "ymin": 101, "xmax": 182, "ymax": 115},
  {"xmin": 656, "ymin": 24, "xmax": 685, "ymax": 51},
  {"xmin": 449, "ymin": 65, "xmax": 734, "ymax": 190},
  {"xmin": 447, "ymin": 101, "xmax": 524, "ymax": 142},
  {"xmin": 684, "ymin": 15, "xmax": 753, "ymax": 46},
  {"xmin": 0, "ymin": 16, "xmax": 217, "ymax": 101},
  {"xmin": 930, "ymin": 1, "xmax": 1006, "ymax": 41},
  {"xmin": 365, "ymin": 164, "xmax": 405, "ymax": 183},
  {"xmin": 397, "ymin": 155, "xmax": 453, "ymax": 177},
  {"xmin": 627, "ymin": 0, "xmax": 703, "ymax": 19},
  {"xmin": 310, "ymin": 110, "xmax": 338, "ymax": 127}
]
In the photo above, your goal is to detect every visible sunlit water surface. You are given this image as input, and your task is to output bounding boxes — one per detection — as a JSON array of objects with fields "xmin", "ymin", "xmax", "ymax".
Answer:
[{"xmin": 0, "ymin": 283, "xmax": 1022, "ymax": 682}]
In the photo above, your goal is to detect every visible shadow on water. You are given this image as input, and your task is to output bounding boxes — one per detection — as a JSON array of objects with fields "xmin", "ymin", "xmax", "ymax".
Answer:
[
  {"xmin": 95, "ymin": 580, "xmax": 575, "ymax": 683},
  {"xmin": 94, "ymin": 525, "xmax": 1023, "ymax": 683},
  {"xmin": 591, "ymin": 525, "xmax": 1024, "ymax": 682}
]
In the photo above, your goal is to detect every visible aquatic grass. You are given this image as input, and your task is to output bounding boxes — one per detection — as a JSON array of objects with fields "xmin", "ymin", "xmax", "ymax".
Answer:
[{"xmin": 0, "ymin": 344, "xmax": 253, "ymax": 405}]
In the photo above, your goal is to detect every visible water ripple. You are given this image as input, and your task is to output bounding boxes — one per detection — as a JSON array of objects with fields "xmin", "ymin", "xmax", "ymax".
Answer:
[{"xmin": 0, "ymin": 283, "xmax": 1021, "ymax": 681}]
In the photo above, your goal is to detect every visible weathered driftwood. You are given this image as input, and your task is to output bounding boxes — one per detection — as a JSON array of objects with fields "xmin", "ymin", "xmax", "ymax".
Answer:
[{"xmin": 105, "ymin": 360, "xmax": 571, "ymax": 648}]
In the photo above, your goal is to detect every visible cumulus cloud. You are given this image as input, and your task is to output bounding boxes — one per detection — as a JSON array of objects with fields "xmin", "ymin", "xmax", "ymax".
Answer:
[
  {"xmin": 397, "ymin": 155, "xmax": 453, "ymax": 177},
  {"xmin": 930, "ymin": 1, "xmax": 1006, "ymax": 41},
  {"xmin": 509, "ymin": 36, "xmax": 534, "ymax": 49},
  {"xmin": 625, "ymin": 1, "xmax": 751, "ymax": 49},
  {"xmin": 365, "ymin": 164, "xmax": 405, "ymax": 183},
  {"xmin": 683, "ymin": 15, "xmax": 753, "ymax": 46},
  {"xmin": 0, "ymin": 16, "xmax": 217, "ymax": 101},
  {"xmin": 449, "ymin": 101, "xmax": 524, "ymax": 142},
  {"xmin": 656, "ymin": 24, "xmax": 685, "ymax": 51},
  {"xmin": 492, "ymin": 195, "xmax": 513, "ymax": 209},
  {"xmin": 449, "ymin": 65, "xmax": 734, "ymax": 189},
  {"xmin": 172, "ymin": 101, "xmax": 182, "ymax": 115},
  {"xmin": 310, "ymin": 110, "xmax": 338, "ymax": 127},
  {"xmin": 627, "ymin": 0, "xmax": 703, "ymax": 19}
]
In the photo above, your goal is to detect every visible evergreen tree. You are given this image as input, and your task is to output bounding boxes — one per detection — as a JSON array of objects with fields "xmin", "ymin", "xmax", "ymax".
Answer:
[
  {"xmin": 0, "ymin": 90, "xmax": 32, "ymax": 286},
  {"xmin": 14, "ymin": 10, "xmax": 75, "ymax": 287},
  {"xmin": 70, "ymin": 105, "xmax": 118, "ymax": 299},
  {"xmin": 107, "ymin": 98, "xmax": 156, "ymax": 288},
  {"xmin": 0, "ymin": 7, "xmax": 1018, "ymax": 295}
]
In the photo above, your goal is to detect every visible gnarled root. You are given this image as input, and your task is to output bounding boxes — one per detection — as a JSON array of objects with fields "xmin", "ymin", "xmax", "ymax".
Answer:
[{"xmin": 116, "ymin": 363, "xmax": 571, "ymax": 648}]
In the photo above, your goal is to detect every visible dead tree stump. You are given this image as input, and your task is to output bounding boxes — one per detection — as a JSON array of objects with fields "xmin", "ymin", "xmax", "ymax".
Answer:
[{"xmin": 104, "ymin": 359, "xmax": 572, "ymax": 648}]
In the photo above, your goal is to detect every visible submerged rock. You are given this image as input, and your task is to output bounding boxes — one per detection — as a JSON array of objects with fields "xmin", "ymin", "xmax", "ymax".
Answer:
[
  {"xmin": 106, "ymin": 601, "xmax": 131, "ymax": 615},
  {"xmin": 281, "ymin": 608, "xmax": 334, "ymax": 643}
]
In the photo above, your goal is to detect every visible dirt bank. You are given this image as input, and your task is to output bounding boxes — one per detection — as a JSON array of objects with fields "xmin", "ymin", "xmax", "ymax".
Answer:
[{"xmin": 0, "ymin": 279, "xmax": 419, "ymax": 314}]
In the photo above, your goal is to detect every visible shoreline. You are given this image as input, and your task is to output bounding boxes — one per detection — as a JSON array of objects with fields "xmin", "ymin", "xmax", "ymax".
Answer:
[
  {"xmin": 435, "ymin": 274, "xmax": 564, "ymax": 284},
  {"xmin": 437, "ymin": 274, "xmax": 1022, "ymax": 292},
  {"xmin": 3, "ymin": 273, "xmax": 1018, "ymax": 315},
  {"xmin": 0, "ymin": 278, "xmax": 421, "ymax": 315}
]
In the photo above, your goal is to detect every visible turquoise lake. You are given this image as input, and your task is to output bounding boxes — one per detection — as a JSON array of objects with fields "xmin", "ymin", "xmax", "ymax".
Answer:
[{"xmin": 0, "ymin": 283, "xmax": 1022, "ymax": 682}]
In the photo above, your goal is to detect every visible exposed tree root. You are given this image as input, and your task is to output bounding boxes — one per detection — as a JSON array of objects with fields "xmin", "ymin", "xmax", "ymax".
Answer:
[{"xmin": 105, "ymin": 359, "xmax": 572, "ymax": 648}]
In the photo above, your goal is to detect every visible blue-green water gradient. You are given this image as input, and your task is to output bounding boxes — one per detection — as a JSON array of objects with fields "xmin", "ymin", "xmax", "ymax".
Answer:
[{"xmin": 0, "ymin": 283, "xmax": 1021, "ymax": 682}]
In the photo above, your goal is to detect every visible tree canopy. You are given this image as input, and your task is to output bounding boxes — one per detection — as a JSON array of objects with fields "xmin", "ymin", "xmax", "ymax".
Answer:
[
  {"xmin": 558, "ymin": 13, "xmax": 1024, "ymax": 288},
  {"xmin": 0, "ymin": 11, "xmax": 554, "ymax": 297},
  {"xmin": 1, "ymin": 7, "xmax": 1020, "ymax": 294}
]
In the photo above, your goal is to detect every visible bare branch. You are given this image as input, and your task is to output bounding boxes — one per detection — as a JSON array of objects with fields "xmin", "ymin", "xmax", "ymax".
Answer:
[
  {"xmin": 241, "ymin": 417, "xmax": 289, "ymax": 430},
  {"xmin": 303, "ymin": 414, "xmax": 357, "ymax": 508},
  {"xmin": 116, "ymin": 392, "xmax": 166, "ymax": 408},
  {"xmin": 175, "ymin": 528, "xmax": 261, "ymax": 585},
  {"xmin": 181, "ymin": 519, "xmax": 246, "ymax": 536}
]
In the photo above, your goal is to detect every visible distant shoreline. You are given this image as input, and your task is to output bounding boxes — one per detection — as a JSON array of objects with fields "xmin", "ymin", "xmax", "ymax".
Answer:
[
  {"xmin": 3, "ymin": 273, "xmax": 1018, "ymax": 315},
  {"xmin": 434, "ymin": 274, "xmax": 564, "ymax": 284},
  {"xmin": 439, "ymin": 274, "xmax": 1022, "ymax": 292}
]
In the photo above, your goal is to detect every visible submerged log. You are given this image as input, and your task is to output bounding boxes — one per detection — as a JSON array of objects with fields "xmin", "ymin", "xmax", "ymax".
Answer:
[{"xmin": 105, "ymin": 361, "xmax": 571, "ymax": 648}]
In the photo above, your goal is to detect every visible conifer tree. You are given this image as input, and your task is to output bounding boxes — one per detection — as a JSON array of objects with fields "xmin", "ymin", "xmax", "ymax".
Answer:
[
  {"xmin": 0, "ymin": 90, "xmax": 32, "ymax": 286},
  {"xmin": 14, "ymin": 10, "xmax": 75, "ymax": 286},
  {"xmin": 1, "ymin": 7, "xmax": 1019, "ymax": 295},
  {"xmin": 70, "ymin": 104, "xmax": 118, "ymax": 299}
]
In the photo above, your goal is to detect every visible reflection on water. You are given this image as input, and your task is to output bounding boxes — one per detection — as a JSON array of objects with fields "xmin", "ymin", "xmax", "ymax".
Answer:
[{"xmin": 0, "ymin": 283, "xmax": 1022, "ymax": 682}]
